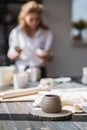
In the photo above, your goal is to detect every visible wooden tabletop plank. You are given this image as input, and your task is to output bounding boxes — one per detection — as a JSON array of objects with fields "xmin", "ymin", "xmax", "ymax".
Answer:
[
  {"xmin": 6, "ymin": 102, "xmax": 31, "ymax": 120},
  {"xmin": 0, "ymin": 81, "xmax": 87, "ymax": 130},
  {"xmin": 73, "ymin": 122, "xmax": 87, "ymax": 130},
  {"xmin": 5, "ymin": 102, "xmax": 46, "ymax": 130},
  {"xmin": 0, "ymin": 102, "xmax": 87, "ymax": 130},
  {"xmin": 72, "ymin": 113, "xmax": 87, "ymax": 130},
  {"xmin": 5, "ymin": 102, "xmax": 33, "ymax": 129},
  {"xmin": 29, "ymin": 121, "xmax": 47, "ymax": 130},
  {"xmin": 43, "ymin": 121, "xmax": 81, "ymax": 130},
  {"xmin": 0, "ymin": 121, "xmax": 17, "ymax": 130},
  {"xmin": 72, "ymin": 114, "xmax": 87, "ymax": 121},
  {"xmin": 0, "ymin": 103, "xmax": 17, "ymax": 130}
]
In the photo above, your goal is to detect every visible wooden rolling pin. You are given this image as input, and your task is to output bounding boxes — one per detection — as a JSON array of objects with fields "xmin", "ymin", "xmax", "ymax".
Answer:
[{"xmin": 0, "ymin": 86, "xmax": 50, "ymax": 99}]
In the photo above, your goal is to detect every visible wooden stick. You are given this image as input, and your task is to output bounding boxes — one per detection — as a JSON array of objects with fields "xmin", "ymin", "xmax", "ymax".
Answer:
[{"xmin": 0, "ymin": 86, "xmax": 50, "ymax": 99}]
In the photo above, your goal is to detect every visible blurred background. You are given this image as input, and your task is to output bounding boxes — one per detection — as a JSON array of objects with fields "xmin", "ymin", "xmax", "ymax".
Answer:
[{"xmin": 0, "ymin": 0, "xmax": 87, "ymax": 77}]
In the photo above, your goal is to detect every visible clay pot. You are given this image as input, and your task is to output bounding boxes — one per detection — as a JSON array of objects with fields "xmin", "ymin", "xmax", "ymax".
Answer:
[{"xmin": 41, "ymin": 95, "xmax": 62, "ymax": 113}]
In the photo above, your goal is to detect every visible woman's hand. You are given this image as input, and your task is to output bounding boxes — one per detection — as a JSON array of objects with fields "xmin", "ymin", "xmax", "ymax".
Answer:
[
  {"xmin": 9, "ymin": 51, "xmax": 20, "ymax": 61},
  {"xmin": 37, "ymin": 54, "xmax": 53, "ymax": 62},
  {"xmin": 36, "ymin": 50, "xmax": 53, "ymax": 62},
  {"xmin": 15, "ymin": 46, "xmax": 22, "ymax": 53},
  {"xmin": 9, "ymin": 47, "xmax": 22, "ymax": 61}
]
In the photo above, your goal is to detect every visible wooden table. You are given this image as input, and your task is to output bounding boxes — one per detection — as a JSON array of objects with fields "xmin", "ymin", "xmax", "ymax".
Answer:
[
  {"xmin": 0, "ymin": 80, "xmax": 87, "ymax": 130},
  {"xmin": 0, "ymin": 101, "xmax": 87, "ymax": 130}
]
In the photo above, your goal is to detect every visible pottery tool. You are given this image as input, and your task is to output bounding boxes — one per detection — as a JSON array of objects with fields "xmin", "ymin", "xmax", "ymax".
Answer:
[
  {"xmin": 0, "ymin": 85, "xmax": 50, "ymax": 99},
  {"xmin": 0, "ymin": 94, "xmax": 38, "ymax": 102}
]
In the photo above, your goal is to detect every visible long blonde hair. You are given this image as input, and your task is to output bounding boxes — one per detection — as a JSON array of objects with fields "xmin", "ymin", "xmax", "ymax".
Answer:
[{"xmin": 18, "ymin": 1, "xmax": 48, "ymax": 30}]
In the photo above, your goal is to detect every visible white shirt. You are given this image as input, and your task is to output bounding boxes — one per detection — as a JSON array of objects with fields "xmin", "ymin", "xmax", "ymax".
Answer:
[{"xmin": 7, "ymin": 26, "xmax": 53, "ymax": 70}]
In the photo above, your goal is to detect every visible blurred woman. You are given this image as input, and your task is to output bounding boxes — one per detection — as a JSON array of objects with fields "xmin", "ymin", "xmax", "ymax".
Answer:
[{"xmin": 7, "ymin": 1, "xmax": 53, "ymax": 78}]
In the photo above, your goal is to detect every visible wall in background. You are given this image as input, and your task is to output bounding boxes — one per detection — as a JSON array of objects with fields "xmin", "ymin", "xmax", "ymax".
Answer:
[{"xmin": 43, "ymin": 0, "xmax": 87, "ymax": 77}]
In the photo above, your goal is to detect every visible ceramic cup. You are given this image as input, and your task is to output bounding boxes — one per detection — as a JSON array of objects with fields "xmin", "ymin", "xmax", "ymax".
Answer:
[
  {"xmin": 13, "ymin": 72, "xmax": 29, "ymax": 89},
  {"xmin": 28, "ymin": 67, "xmax": 41, "ymax": 82},
  {"xmin": 0, "ymin": 66, "xmax": 15, "ymax": 87},
  {"xmin": 40, "ymin": 95, "xmax": 62, "ymax": 113}
]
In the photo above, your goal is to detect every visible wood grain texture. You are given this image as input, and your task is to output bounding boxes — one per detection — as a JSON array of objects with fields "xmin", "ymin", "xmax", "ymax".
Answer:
[
  {"xmin": 43, "ymin": 121, "xmax": 81, "ymax": 130},
  {"xmin": 0, "ymin": 81, "xmax": 87, "ymax": 129},
  {"xmin": 0, "ymin": 102, "xmax": 87, "ymax": 130},
  {"xmin": 0, "ymin": 121, "xmax": 17, "ymax": 130},
  {"xmin": 0, "ymin": 103, "xmax": 17, "ymax": 130},
  {"xmin": 74, "ymin": 122, "xmax": 87, "ymax": 130},
  {"xmin": 5, "ymin": 102, "xmax": 47, "ymax": 130},
  {"xmin": 1, "ymin": 94, "xmax": 38, "ymax": 102},
  {"xmin": 29, "ymin": 121, "xmax": 47, "ymax": 130}
]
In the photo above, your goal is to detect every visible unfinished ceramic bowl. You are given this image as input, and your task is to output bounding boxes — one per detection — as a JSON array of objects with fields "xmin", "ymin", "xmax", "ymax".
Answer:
[{"xmin": 41, "ymin": 95, "xmax": 62, "ymax": 113}]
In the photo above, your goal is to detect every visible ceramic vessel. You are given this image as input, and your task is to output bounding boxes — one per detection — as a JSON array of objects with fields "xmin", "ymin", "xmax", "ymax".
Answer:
[
  {"xmin": 0, "ymin": 66, "xmax": 15, "ymax": 86},
  {"xmin": 13, "ymin": 71, "xmax": 29, "ymax": 89},
  {"xmin": 27, "ymin": 67, "xmax": 41, "ymax": 81},
  {"xmin": 41, "ymin": 95, "xmax": 62, "ymax": 113}
]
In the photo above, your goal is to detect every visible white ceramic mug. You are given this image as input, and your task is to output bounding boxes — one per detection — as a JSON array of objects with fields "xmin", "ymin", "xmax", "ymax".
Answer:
[
  {"xmin": 27, "ymin": 67, "xmax": 41, "ymax": 82},
  {"xmin": 13, "ymin": 72, "xmax": 29, "ymax": 89}
]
